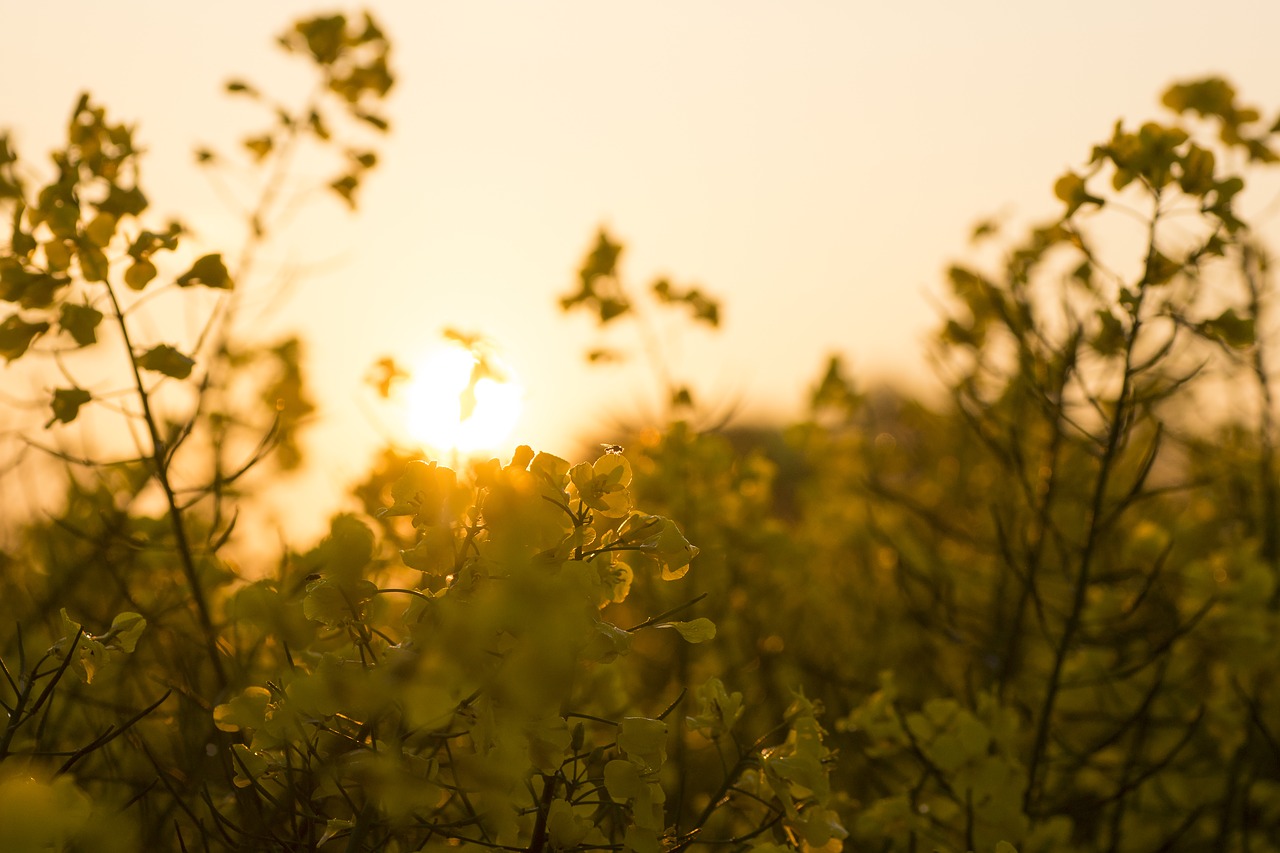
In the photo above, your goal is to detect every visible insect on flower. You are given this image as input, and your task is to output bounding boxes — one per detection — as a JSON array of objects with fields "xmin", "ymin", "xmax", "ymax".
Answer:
[{"xmin": 600, "ymin": 443, "xmax": 625, "ymax": 455}]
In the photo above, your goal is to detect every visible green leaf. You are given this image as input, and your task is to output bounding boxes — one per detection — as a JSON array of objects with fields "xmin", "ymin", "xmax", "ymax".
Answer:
[
  {"xmin": 243, "ymin": 135, "xmax": 273, "ymax": 161},
  {"xmin": 1179, "ymin": 145, "xmax": 1216, "ymax": 195},
  {"xmin": 687, "ymin": 677, "xmax": 744, "ymax": 738},
  {"xmin": 48, "ymin": 387, "xmax": 91, "ymax": 425},
  {"xmin": 10, "ymin": 205, "xmax": 35, "ymax": 257},
  {"xmin": 125, "ymin": 258, "xmax": 157, "ymax": 290},
  {"xmin": 1091, "ymin": 309, "xmax": 1125, "ymax": 355},
  {"xmin": 355, "ymin": 111, "xmax": 390, "ymax": 131},
  {"xmin": 669, "ymin": 618, "xmax": 716, "ymax": 643},
  {"xmin": 546, "ymin": 799, "xmax": 593, "ymax": 849},
  {"xmin": 225, "ymin": 79, "xmax": 260, "ymax": 97},
  {"xmin": 1053, "ymin": 170, "xmax": 1105, "ymax": 217},
  {"xmin": 603, "ymin": 758, "xmax": 645, "ymax": 802},
  {"xmin": 98, "ymin": 184, "xmax": 148, "ymax": 218},
  {"xmin": 85, "ymin": 211, "xmax": 117, "ymax": 247},
  {"xmin": 44, "ymin": 239, "xmax": 71, "ymax": 272},
  {"xmin": 651, "ymin": 518, "xmax": 700, "ymax": 579},
  {"xmin": 107, "ymin": 611, "xmax": 147, "ymax": 652},
  {"xmin": 1200, "ymin": 307, "xmax": 1255, "ymax": 348},
  {"xmin": 1145, "ymin": 249, "xmax": 1182, "ymax": 286},
  {"xmin": 329, "ymin": 174, "xmax": 359, "ymax": 208},
  {"xmin": 176, "ymin": 253, "xmax": 232, "ymax": 289},
  {"xmin": 0, "ymin": 314, "xmax": 49, "ymax": 361},
  {"xmin": 135, "ymin": 344, "xmax": 195, "ymax": 379},
  {"xmin": 293, "ymin": 14, "xmax": 347, "ymax": 64},
  {"xmin": 617, "ymin": 717, "xmax": 667, "ymax": 772},
  {"xmin": 75, "ymin": 238, "xmax": 109, "ymax": 282},
  {"xmin": 213, "ymin": 686, "xmax": 272, "ymax": 733},
  {"xmin": 303, "ymin": 577, "xmax": 377, "ymax": 627},
  {"xmin": 400, "ymin": 525, "xmax": 457, "ymax": 576},
  {"xmin": 58, "ymin": 302, "xmax": 102, "ymax": 346}
]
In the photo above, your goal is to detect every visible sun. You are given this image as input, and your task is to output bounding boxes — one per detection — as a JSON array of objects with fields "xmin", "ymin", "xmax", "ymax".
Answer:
[{"xmin": 402, "ymin": 343, "xmax": 523, "ymax": 455}]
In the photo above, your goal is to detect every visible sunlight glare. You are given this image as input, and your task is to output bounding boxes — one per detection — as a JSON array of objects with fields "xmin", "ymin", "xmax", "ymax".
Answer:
[{"xmin": 403, "ymin": 344, "xmax": 523, "ymax": 455}]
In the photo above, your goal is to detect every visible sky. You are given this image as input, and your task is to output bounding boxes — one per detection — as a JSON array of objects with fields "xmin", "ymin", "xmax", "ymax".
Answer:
[{"xmin": 5, "ymin": 1, "xmax": 1280, "ymax": 529}]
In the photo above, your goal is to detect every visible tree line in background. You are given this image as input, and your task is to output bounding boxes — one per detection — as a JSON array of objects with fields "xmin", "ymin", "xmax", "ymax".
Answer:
[{"xmin": 2, "ymin": 9, "xmax": 1280, "ymax": 853}]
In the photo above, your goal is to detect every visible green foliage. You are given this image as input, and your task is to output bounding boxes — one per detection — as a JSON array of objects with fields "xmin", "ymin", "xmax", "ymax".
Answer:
[
  {"xmin": 573, "ymin": 76, "xmax": 1280, "ymax": 853},
  {"xmin": 208, "ymin": 449, "xmax": 835, "ymax": 851},
  {"xmin": 561, "ymin": 227, "xmax": 723, "ymax": 412},
  {"xmin": 5, "ymin": 10, "xmax": 1280, "ymax": 853}
]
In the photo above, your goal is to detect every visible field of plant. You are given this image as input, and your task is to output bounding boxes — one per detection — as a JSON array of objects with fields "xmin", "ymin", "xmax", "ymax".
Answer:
[{"xmin": 3, "ymin": 11, "xmax": 1280, "ymax": 853}]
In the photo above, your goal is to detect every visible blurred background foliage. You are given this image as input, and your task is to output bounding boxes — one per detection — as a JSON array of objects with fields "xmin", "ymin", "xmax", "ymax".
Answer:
[{"xmin": 3, "ymin": 9, "xmax": 1280, "ymax": 853}]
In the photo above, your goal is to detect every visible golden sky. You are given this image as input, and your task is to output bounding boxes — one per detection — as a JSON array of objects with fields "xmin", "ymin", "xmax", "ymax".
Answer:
[{"xmin": 6, "ymin": 1, "xmax": 1280, "ymax": 526}]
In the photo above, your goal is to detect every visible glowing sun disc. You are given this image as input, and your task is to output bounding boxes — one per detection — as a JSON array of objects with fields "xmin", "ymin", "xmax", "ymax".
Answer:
[{"xmin": 402, "ymin": 345, "xmax": 523, "ymax": 454}]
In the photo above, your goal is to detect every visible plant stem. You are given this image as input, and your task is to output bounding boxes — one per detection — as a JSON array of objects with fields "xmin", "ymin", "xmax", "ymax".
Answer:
[{"xmin": 105, "ymin": 280, "xmax": 227, "ymax": 690}]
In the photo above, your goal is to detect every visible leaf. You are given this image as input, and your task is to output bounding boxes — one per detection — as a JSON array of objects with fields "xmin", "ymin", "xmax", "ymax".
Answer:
[
  {"xmin": 1200, "ymin": 307, "xmax": 1255, "ymax": 348},
  {"xmin": 687, "ymin": 677, "xmax": 744, "ymax": 738},
  {"xmin": 303, "ymin": 577, "xmax": 377, "ymax": 627},
  {"xmin": 400, "ymin": 525, "xmax": 457, "ymax": 576},
  {"xmin": 212, "ymin": 689, "xmax": 266, "ymax": 737},
  {"xmin": 1053, "ymin": 170, "xmax": 1105, "ymax": 217},
  {"xmin": 176, "ymin": 253, "xmax": 232, "ymax": 289},
  {"xmin": 98, "ymin": 184, "xmax": 148, "ymax": 218},
  {"xmin": 318, "ymin": 819, "xmax": 355, "ymax": 847},
  {"xmin": 230, "ymin": 743, "xmax": 269, "ymax": 788},
  {"xmin": 1145, "ymin": 249, "xmax": 1182, "ymax": 286},
  {"xmin": 603, "ymin": 758, "xmax": 645, "ymax": 802},
  {"xmin": 107, "ymin": 611, "xmax": 147, "ymax": 652},
  {"xmin": 44, "ymin": 239, "xmax": 71, "ymax": 271},
  {"xmin": 225, "ymin": 79, "xmax": 260, "ymax": 97},
  {"xmin": 652, "ymin": 519, "xmax": 699, "ymax": 579},
  {"xmin": 124, "ymin": 258, "xmax": 157, "ymax": 290},
  {"xmin": 48, "ymin": 387, "xmax": 91, "ymax": 426},
  {"xmin": 669, "ymin": 618, "xmax": 716, "ymax": 643},
  {"xmin": 546, "ymin": 799, "xmax": 593, "ymax": 849},
  {"xmin": 85, "ymin": 212, "xmax": 116, "ymax": 247},
  {"xmin": 1091, "ymin": 309, "xmax": 1125, "ymax": 355},
  {"xmin": 58, "ymin": 302, "xmax": 102, "ymax": 346},
  {"xmin": 0, "ymin": 314, "xmax": 49, "ymax": 361},
  {"xmin": 243, "ymin": 135, "xmax": 273, "ymax": 161},
  {"xmin": 135, "ymin": 344, "xmax": 195, "ymax": 379},
  {"xmin": 317, "ymin": 514, "xmax": 376, "ymax": 580},
  {"xmin": 355, "ymin": 110, "xmax": 390, "ymax": 131},
  {"xmin": 293, "ymin": 14, "xmax": 347, "ymax": 64},
  {"xmin": 75, "ymin": 238, "xmax": 109, "ymax": 282},
  {"xmin": 617, "ymin": 717, "xmax": 667, "ymax": 772},
  {"xmin": 329, "ymin": 174, "xmax": 359, "ymax": 208},
  {"xmin": 1179, "ymin": 145, "xmax": 1216, "ymax": 195}
]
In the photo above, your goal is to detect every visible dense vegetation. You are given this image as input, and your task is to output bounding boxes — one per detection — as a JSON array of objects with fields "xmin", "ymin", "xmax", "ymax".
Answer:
[{"xmin": 3, "ymin": 10, "xmax": 1280, "ymax": 853}]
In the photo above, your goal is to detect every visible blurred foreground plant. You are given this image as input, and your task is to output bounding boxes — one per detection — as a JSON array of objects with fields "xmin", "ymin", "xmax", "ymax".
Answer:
[{"xmin": 0, "ymin": 10, "xmax": 391, "ymax": 850}]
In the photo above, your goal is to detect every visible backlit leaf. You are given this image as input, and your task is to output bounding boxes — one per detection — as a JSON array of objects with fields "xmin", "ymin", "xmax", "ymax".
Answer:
[
  {"xmin": 669, "ymin": 618, "xmax": 716, "ymax": 643},
  {"xmin": 135, "ymin": 344, "xmax": 195, "ymax": 379},
  {"xmin": 85, "ymin": 212, "xmax": 116, "ymax": 247},
  {"xmin": 0, "ymin": 314, "xmax": 49, "ymax": 361},
  {"xmin": 176, "ymin": 253, "xmax": 232, "ymax": 289},
  {"xmin": 124, "ymin": 258, "xmax": 157, "ymax": 290},
  {"xmin": 75, "ymin": 238, "xmax": 108, "ymax": 282},
  {"xmin": 48, "ymin": 387, "xmax": 91, "ymax": 426},
  {"xmin": 58, "ymin": 302, "xmax": 102, "ymax": 346}
]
